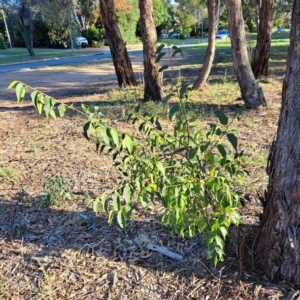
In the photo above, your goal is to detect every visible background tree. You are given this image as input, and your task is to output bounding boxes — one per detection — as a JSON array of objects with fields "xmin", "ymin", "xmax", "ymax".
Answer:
[
  {"xmin": 99, "ymin": 0, "xmax": 137, "ymax": 87},
  {"xmin": 1, "ymin": 0, "xmax": 46, "ymax": 56},
  {"xmin": 256, "ymin": 0, "xmax": 300, "ymax": 284},
  {"xmin": 226, "ymin": 0, "xmax": 267, "ymax": 109},
  {"xmin": 115, "ymin": 0, "xmax": 139, "ymax": 45},
  {"xmin": 251, "ymin": 0, "xmax": 274, "ymax": 78},
  {"xmin": 139, "ymin": 0, "xmax": 163, "ymax": 101},
  {"xmin": 193, "ymin": 0, "xmax": 219, "ymax": 90}
]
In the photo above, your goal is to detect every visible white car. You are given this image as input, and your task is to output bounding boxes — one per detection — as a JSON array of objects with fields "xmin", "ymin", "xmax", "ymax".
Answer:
[
  {"xmin": 216, "ymin": 30, "xmax": 230, "ymax": 40},
  {"xmin": 76, "ymin": 37, "xmax": 88, "ymax": 47},
  {"xmin": 161, "ymin": 33, "xmax": 169, "ymax": 38},
  {"xmin": 172, "ymin": 32, "xmax": 180, "ymax": 39}
]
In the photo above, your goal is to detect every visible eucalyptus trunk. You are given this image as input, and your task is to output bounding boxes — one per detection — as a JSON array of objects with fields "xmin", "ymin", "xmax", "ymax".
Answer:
[
  {"xmin": 256, "ymin": 0, "xmax": 300, "ymax": 285},
  {"xmin": 193, "ymin": 0, "xmax": 219, "ymax": 90},
  {"xmin": 139, "ymin": 0, "xmax": 163, "ymax": 101},
  {"xmin": 99, "ymin": 0, "xmax": 137, "ymax": 88},
  {"xmin": 226, "ymin": 0, "xmax": 267, "ymax": 109},
  {"xmin": 251, "ymin": 0, "xmax": 274, "ymax": 78}
]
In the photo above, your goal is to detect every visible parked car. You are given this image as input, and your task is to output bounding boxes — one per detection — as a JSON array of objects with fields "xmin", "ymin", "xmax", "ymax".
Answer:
[
  {"xmin": 76, "ymin": 37, "xmax": 88, "ymax": 47},
  {"xmin": 277, "ymin": 27, "xmax": 284, "ymax": 32},
  {"xmin": 172, "ymin": 32, "xmax": 180, "ymax": 39},
  {"xmin": 216, "ymin": 30, "xmax": 230, "ymax": 40},
  {"xmin": 161, "ymin": 33, "xmax": 169, "ymax": 39}
]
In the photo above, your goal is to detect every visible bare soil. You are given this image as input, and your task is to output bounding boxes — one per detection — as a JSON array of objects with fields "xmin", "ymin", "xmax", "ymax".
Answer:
[{"xmin": 0, "ymin": 50, "xmax": 291, "ymax": 299}]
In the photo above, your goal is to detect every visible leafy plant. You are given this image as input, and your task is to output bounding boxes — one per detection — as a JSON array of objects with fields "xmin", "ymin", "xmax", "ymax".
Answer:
[
  {"xmin": 42, "ymin": 177, "xmax": 72, "ymax": 207},
  {"xmin": 8, "ymin": 67, "xmax": 249, "ymax": 266},
  {"xmin": 0, "ymin": 36, "xmax": 7, "ymax": 50}
]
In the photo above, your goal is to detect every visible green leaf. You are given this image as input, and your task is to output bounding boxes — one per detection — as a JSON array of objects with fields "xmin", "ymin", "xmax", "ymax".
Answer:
[
  {"xmin": 112, "ymin": 193, "xmax": 121, "ymax": 210},
  {"xmin": 92, "ymin": 199, "xmax": 100, "ymax": 214},
  {"xmin": 122, "ymin": 134, "xmax": 134, "ymax": 154},
  {"xmin": 140, "ymin": 195, "xmax": 148, "ymax": 209},
  {"xmin": 8, "ymin": 80, "xmax": 18, "ymax": 89},
  {"xmin": 215, "ymin": 235, "xmax": 224, "ymax": 248},
  {"xmin": 155, "ymin": 51, "xmax": 166, "ymax": 63},
  {"xmin": 65, "ymin": 192, "xmax": 72, "ymax": 200},
  {"xmin": 15, "ymin": 83, "xmax": 27, "ymax": 103},
  {"xmin": 172, "ymin": 46, "xmax": 184, "ymax": 58},
  {"xmin": 43, "ymin": 96, "xmax": 51, "ymax": 118},
  {"xmin": 159, "ymin": 65, "xmax": 169, "ymax": 72},
  {"xmin": 117, "ymin": 211, "xmax": 126, "ymax": 230},
  {"xmin": 227, "ymin": 133, "xmax": 238, "ymax": 151},
  {"xmin": 101, "ymin": 196, "xmax": 109, "ymax": 214},
  {"xmin": 217, "ymin": 144, "xmax": 227, "ymax": 158},
  {"xmin": 110, "ymin": 128, "xmax": 120, "ymax": 148},
  {"xmin": 155, "ymin": 43, "xmax": 165, "ymax": 54},
  {"xmin": 219, "ymin": 226, "xmax": 228, "ymax": 239},
  {"xmin": 156, "ymin": 161, "xmax": 165, "ymax": 176},
  {"xmin": 49, "ymin": 109, "xmax": 57, "ymax": 120},
  {"xmin": 216, "ymin": 110, "xmax": 228, "ymax": 125},
  {"xmin": 31, "ymin": 91, "xmax": 38, "ymax": 110},
  {"xmin": 188, "ymin": 147, "xmax": 198, "ymax": 160},
  {"xmin": 123, "ymin": 184, "xmax": 132, "ymax": 203},
  {"xmin": 169, "ymin": 104, "xmax": 180, "ymax": 120},
  {"xmin": 58, "ymin": 104, "xmax": 66, "ymax": 117},
  {"xmin": 108, "ymin": 210, "xmax": 114, "ymax": 224},
  {"xmin": 83, "ymin": 121, "xmax": 91, "ymax": 140},
  {"xmin": 230, "ymin": 210, "xmax": 241, "ymax": 225}
]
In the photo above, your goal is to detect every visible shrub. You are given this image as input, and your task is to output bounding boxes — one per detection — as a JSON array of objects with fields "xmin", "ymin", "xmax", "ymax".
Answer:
[
  {"xmin": 0, "ymin": 36, "xmax": 7, "ymax": 50},
  {"xmin": 179, "ymin": 33, "xmax": 186, "ymax": 40},
  {"xmin": 85, "ymin": 27, "xmax": 100, "ymax": 47}
]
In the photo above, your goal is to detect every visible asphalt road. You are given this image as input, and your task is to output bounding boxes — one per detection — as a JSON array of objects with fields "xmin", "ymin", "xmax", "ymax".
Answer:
[{"xmin": 0, "ymin": 49, "xmax": 143, "ymax": 73}]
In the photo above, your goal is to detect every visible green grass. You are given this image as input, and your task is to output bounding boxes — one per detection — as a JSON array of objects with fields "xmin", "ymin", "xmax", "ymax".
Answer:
[{"xmin": 0, "ymin": 49, "xmax": 101, "ymax": 64}]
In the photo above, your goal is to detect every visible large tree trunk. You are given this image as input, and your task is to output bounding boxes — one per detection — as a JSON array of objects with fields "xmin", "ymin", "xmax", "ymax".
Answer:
[
  {"xmin": 193, "ymin": 0, "xmax": 219, "ymax": 90},
  {"xmin": 256, "ymin": 0, "xmax": 300, "ymax": 285},
  {"xmin": 139, "ymin": 0, "xmax": 163, "ymax": 102},
  {"xmin": 251, "ymin": 0, "xmax": 274, "ymax": 78},
  {"xmin": 226, "ymin": 0, "xmax": 267, "ymax": 109},
  {"xmin": 99, "ymin": 0, "xmax": 137, "ymax": 88}
]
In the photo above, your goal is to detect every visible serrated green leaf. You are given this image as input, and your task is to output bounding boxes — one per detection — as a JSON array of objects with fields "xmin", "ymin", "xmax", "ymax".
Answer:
[
  {"xmin": 58, "ymin": 104, "xmax": 66, "ymax": 117},
  {"xmin": 216, "ymin": 110, "xmax": 228, "ymax": 125},
  {"xmin": 117, "ymin": 211, "xmax": 126, "ymax": 230},
  {"xmin": 227, "ymin": 133, "xmax": 238, "ymax": 151},
  {"xmin": 93, "ymin": 199, "xmax": 100, "ymax": 214},
  {"xmin": 230, "ymin": 210, "xmax": 241, "ymax": 225}
]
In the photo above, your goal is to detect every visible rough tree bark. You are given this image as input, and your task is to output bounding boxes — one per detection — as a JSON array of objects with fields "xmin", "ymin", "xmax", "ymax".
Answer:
[
  {"xmin": 193, "ymin": 0, "xmax": 219, "ymax": 90},
  {"xmin": 139, "ymin": 0, "xmax": 163, "ymax": 101},
  {"xmin": 226, "ymin": 0, "xmax": 267, "ymax": 109},
  {"xmin": 99, "ymin": 0, "xmax": 137, "ymax": 88},
  {"xmin": 256, "ymin": 0, "xmax": 300, "ymax": 285},
  {"xmin": 251, "ymin": 0, "xmax": 274, "ymax": 78}
]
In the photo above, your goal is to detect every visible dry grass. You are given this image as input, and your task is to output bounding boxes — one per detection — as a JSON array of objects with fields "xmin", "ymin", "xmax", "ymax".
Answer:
[{"xmin": 0, "ymin": 48, "xmax": 291, "ymax": 299}]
